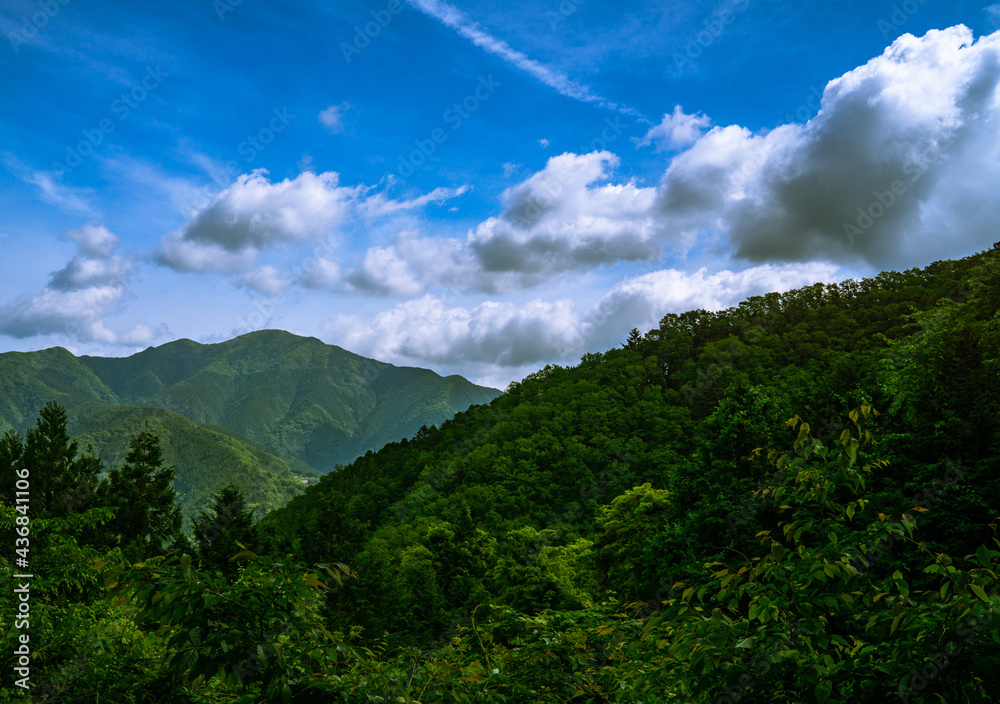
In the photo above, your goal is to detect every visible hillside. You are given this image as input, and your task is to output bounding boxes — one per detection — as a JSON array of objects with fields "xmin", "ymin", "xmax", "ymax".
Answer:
[
  {"xmin": 76, "ymin": 330, "xmax": 499, "ymax": 471},
  {"xmin": 0, "ymin": 330, "xmax": 499, "ymax": 518},
  {"xmin": 4, "ymin": 245, "xmax": 998, "ymax": 703},
  {"xmin": 259, "ymin": 244, "xmax": 1000, "ymax": 648}
]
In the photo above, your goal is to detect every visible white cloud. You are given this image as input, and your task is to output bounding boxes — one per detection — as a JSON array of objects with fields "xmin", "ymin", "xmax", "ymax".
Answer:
[
  {"xmin": 298, "ymin": 257, "xmax": 342, "ymax": 289},
  {"xmin": 538, "ymin": 138, "xmax": 550, "ymax": 148},
  {"xmin": 156, "ymin": 170, "xmax": 472, "ymax": 280},
  {"xmin": 581, "ymin": 263, "xmax": 842, "ymax": 350},
  {"xmin": 0, "ymin": 154, "xmax": 97, "ymax": 216},
  {"xmin": 321, "ymin": 261, "xmax": 840, "ymax": 387},
  {"xmin": 654, "ymin": 26, "xmax": 1000, "ymax": 269},
  {"xmin": 157, "ymin": 170, "xmax": 361, "ymax": 273},
  {"xmin": 29, "ymin": 172, "xmax": 98, "ymax": 216},
  {"xmin": 338, "ymin": 153, "xmax": 660, "ymax": 295},
  {"xmin": 238, "ymin": 265, "xmax": 291, "ymax": 295},
  {"xmin": 345, "ymin": 233, "xmax": 475, "ymax": 296},
  {"xmin": 0, "ymin": 224, "xmax": 162, "ymax": 345},
  {"xmin": 318, "ymin": 103, "xmax": 349, "ymax": 133},
  {"xmin": 325, "ymin": 294, "xmax": 580, "ymax": 368},
  {"xmin": 355, "ymin": 185, "xmax": 469, "ymax": 221},
  {"xmin": 49, "ymin": 224, "xmax": 133, "ymax": 291},
  {"xmin": 635, "ymin": 105, "xmax": 712, "ymax": 151},
  {"xmin": 468, "ymin": 151, "xmax": 660, "ymax": 277}
]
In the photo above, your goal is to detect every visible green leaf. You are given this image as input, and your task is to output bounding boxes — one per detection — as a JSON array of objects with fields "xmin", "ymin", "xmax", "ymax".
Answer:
[
  {"xmin": 970, "ymin": 584, "xmax": 990, "ymax": 603},
  {"xmin": 890, "ymin": 613, "xmax": 904, "ymax": 635}
]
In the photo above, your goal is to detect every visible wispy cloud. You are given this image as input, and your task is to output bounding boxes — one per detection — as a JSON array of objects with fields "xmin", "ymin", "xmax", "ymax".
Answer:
[
  {"xmin": 29, "ymin": 171, "xmax": 99, "ymax": 216},
  {"xmin": 1, "ymin": 152, "xmax": 98, "ymax": 216},
  {"xmin": 987, "ymin": 4, "xmax": 1000, "ymax": 28},
  {"xmin": 319, "ymin": 103, "xmax": 350, "ymax": 134},
  {"xmin": 405, "ymin": 0, "xmax": 644, "ymax": 117}
]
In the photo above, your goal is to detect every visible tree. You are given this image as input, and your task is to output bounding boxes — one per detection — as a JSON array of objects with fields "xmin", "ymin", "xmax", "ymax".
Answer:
[
  {"xmin": 98, "ymin": 426, "xmax": 183, "ymax": 562},
  {"xmin": 192, "ymin": 483, "xmax": 257, "ymax": 575},
  {"xmin": 592, "ymin": 483, "xmax": 671, "ymax": 599},
  {"xmin": 21, "ymin": 402, "xmax": 102, "ymax": 518},
  {"xmin": 0, "ymin": 428, "xmax": 24, "ymax": 506},
  {"xmin": 623, "ymin": 327, "xmax": 643, "ymax": 349}
]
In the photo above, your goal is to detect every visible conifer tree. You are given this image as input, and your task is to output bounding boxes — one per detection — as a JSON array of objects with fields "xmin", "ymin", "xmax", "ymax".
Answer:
[
  {"xmin": 192, "ymin": 482, "xmax": 256, "ymax": 575},
  {"xmin": 624, "ymin": 327, "xmax": 643, "ymax": 349},
  {"xmin": 99, "ymin": 426, "xmax": 183, "ymax": 562},
  {"xmin": 22, "ymin": 402, "xmax": 102, "ymax": 518},
  {"xmin": 0, "ymin": 428, "xmax": 24, "ymax": 506}
]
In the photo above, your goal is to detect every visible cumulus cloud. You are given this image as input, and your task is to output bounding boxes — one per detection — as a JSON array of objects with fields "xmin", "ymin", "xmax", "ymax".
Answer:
[
  {"xmin": 345, "ymin": 233, "xmax": 475, "ymax": 296},
  {"xmin": 325, "ymin": 295, "xmax": 580, "ymax": 368},
  {"xmin": 238, "ymin": 265, "xmax": 291, "ymax": 295},
  {"xmin": 156, "ymin": 170, "xmax": 471, "ymax": 278},
  {"xmin": 321, "ymin": 260, "xmax": 839, "ymax": 387},
  {"xmin": 157, "ymin": 170, "xmax": 360, "ymax": 273},
  {"xmin": 0, "ymin": 224, "xmax": 162, "ymax": 345},
  {"xmin": 656, "ymin": 26, "xmax": 1000, "ymax": 269},
  {"xmin": 635, "ymin": 105, "xmax": 712, "ymax": 152},
  {"xmin": 581, "ymin": 262, "xmax": 841, "ymax": 350},
  {"xmin": 469, "ymin": 151, "xmax": 660, "ymax": 277},
  {"xmin": 298, "ymin": 257, "xmax": 342, "ymax": 289}
]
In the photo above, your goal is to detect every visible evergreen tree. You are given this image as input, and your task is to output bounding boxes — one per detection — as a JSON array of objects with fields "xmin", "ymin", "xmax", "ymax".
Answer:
[
  {"xmin": 192, "ymin": 482, "xmax": 256, "ymax": 575},
  {"xmin": 0, "ymin": 428, "xmax": 24, "ymax": 506},
  {"xmin": 623, "ymin": 327, "xmax": 643, "ymax": 349},
  {"xmin": 21, "ymin": 402, "xmax": 102, "ymax": 518},
  {"xmin": 99, "ymin": 427, "xmax": 183, "ymax": 562}
]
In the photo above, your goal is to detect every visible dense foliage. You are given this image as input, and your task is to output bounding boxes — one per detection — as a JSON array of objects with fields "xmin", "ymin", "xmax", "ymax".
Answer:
[{"xmin": 2, "ymin": 245, "xmax": 999, "ymax": 702}]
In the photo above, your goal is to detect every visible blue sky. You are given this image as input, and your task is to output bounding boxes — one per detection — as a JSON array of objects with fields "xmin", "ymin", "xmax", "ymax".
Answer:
[{"xmin": 2, "ymin": 0, "xmax": 1000, "ymax": 387}]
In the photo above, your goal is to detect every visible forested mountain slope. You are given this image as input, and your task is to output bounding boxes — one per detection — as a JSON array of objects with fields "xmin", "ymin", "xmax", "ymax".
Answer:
[
  {"xmin": 260, "ymin": 244, "xmax": 1000, "ymax": 645},
  {"xmin": 78, "ymin": 329, "xmax": 500, "ymax": 471},
  {"xmin": 0, "ymin": 330, "xmax": 499, "ymax": 518}
]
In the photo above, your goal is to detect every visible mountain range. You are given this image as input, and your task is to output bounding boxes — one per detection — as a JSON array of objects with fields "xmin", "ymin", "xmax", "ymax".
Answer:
[{"xmin": 0, "ymin": 329, "xmax": 500, "ymax": 518}]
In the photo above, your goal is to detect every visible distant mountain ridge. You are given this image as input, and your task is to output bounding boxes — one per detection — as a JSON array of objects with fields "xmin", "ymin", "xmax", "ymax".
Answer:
[{"xmin": 0, "ymin": 330, "xmax": 500, "ymax": 518}]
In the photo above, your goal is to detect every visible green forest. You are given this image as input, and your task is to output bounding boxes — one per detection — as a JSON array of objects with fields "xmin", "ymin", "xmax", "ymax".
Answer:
[
  {"xmin": 2, "ymin": 244, "xmax": 999, "ymax": 703},
  {"xmin": 0, "ymin": 331, "xmax": 498, "ymax": 521}
]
